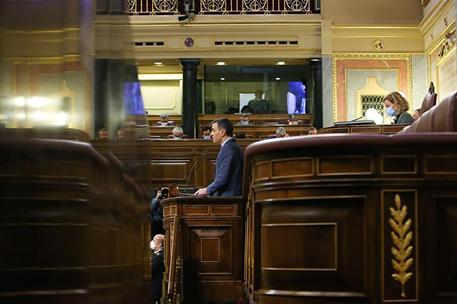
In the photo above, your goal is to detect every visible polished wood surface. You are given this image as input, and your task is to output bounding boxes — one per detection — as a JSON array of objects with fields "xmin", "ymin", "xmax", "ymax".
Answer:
[
  {"xmin": 161, "ymin": 196, "xmax": 244, "ymax": 303},
  {"xmin": 146, "ymin": 114, "xmax": 312, "ymax": 138},
  {"xmin": 244, "ymin": 133, "xmax": 457, "ymax": 304},
  {"xmin": 148, "ymin": 124, "xmax": 310, "ymax": 139},
  {"xmin": 0, "ymin": 139, "xmax": 149, "ymax": 303},
  {"xmin": 197, "ymin": 113, "xmax": 312, "ymax": 126},
  {"xmin": 0, "ymin": 127, "xmax": 90, "ymax": 141},
  {"xmin": 319, "ymin": 124, "xmax": 406, "ymax": 134},
  {"xmin": 93, "ymin": 139, "xmax": 256, "ymax": 191}
]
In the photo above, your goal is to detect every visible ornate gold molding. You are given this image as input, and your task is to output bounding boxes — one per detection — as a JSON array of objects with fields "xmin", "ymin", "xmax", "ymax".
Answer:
[
  {"xmin": 331, "ymin": 54, "xmax": 412, "ymax": 122},
  {"xmin": 389, "ymin": 194, "xmax": 414, "ymax": 298},
  {"xmin": 438, "ymin": 28, "xmax": 456, "ymax": 58}
]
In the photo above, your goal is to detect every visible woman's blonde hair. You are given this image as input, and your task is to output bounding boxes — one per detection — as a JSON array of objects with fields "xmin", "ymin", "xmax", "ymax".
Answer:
[{"xmin": 384, "ymin": 91, "xmax": 409, "ymax": 113}]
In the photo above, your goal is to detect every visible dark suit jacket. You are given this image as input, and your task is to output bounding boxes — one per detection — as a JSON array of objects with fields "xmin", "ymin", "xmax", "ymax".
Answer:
[
  {"xmin": 207, "ymin": 137, "xmax": 243, "ymax": 196},
  {"xmin": 151, "ymin": 249, "xmax": 165, "ymax": 301}
]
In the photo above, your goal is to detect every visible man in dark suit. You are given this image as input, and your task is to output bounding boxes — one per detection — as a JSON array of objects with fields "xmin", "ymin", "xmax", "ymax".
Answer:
[
  {"xmin": 195, "ymin": 118, "xmax": 243, "ymax": 196},
  {"xmin": 150, "ymin": 234, "xmax": 165, "ymax": 303}
]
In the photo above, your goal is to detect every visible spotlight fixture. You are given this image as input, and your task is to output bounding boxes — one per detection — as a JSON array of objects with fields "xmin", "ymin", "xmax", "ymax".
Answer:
[
  {"xmin": 275, "ymin": 77, "xmax": 281, "ymax": 80},
  {"xmin": 276, "ymin": 61, "xmax": 286, "ymax": 65},
  {"xmin": 154, "ymin": 62, "xmax": 163, "ymax": 65},
  {"xmin": 216, "ymin": 61, "xmax": 226, "ymax": 65},
  {"xmin": 220, "ymin": 77, "xmax": 225, "ymax": 81}
]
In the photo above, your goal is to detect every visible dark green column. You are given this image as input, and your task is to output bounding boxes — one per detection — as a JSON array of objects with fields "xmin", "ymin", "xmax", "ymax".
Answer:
[
  {"xmin": 311, "ymin": 59, "xmax": 323, "ymax": 128},
  {"xmin": 180, "ymin": 59, "xmax": 200, "ymax": 138}
]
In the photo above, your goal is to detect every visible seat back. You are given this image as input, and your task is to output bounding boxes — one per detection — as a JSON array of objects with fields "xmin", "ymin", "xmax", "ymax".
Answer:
[
  {"xmin": 400, "ymin": 91, "xmax": 457, "ymax": 133},
  {"xmin": 419, "ymin": 82, "xmax": 437, "ymax": 116}
]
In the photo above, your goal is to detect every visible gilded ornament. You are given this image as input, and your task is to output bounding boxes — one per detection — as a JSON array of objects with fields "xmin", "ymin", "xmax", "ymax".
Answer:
[{"xmin": 389, "ymin": 194, "xmax": 414, "ymax": 298}]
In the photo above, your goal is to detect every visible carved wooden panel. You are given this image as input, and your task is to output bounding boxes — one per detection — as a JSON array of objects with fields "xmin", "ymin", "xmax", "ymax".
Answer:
[
  {"xmin": 318, "ymin": 156, "xmax": 373, "ymax": 176},
  {"xmin": 381, "ymin": 155, "xmax": 417, "ymax": 174},
  {"xmin": 258, "ymin": 197, "xmax": 367, "ymax": 295},
  {"xmin": 189, "ymin": 226, "xmax": 233, "ymax": 274}
]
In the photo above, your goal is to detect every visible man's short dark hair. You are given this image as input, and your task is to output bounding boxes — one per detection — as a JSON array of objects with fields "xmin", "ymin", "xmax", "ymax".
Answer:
[{"xmin": 212, "ymin": 118, "xmax": 233, "ymax": 137}]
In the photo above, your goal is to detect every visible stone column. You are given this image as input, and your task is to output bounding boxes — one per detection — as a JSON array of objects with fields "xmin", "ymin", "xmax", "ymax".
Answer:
[
  {"xmin": 180, "ymin": 59, "xmax": 200, "ymax": 138},
  {"xmin": 311, "ymin": 59, "xmax": 323, "ymax": 128}
]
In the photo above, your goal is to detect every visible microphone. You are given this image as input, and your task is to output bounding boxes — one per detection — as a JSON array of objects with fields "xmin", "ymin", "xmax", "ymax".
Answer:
[
  {"xmin": 182, "ymin": 158, "xmax": 201, "ymax": 194},
  {"xmin": 351, "ymin": 116, "xmax": 364, "ymax": 121}
]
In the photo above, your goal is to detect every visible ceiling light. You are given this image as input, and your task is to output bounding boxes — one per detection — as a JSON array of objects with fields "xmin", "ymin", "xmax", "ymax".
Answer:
[
  {"xmin": 138, "ymin": 74, "xmax": 183, "ymax": 80},
  {"xmin": 154, "ymin": 62, "xmax": 163, "ymax": 65},
  {"xmin": 216, "ymin": 62, "xmax": 226, "ymax": 65},
  {"xmin": 276, "ymin": 61, "xmax": 286, "ymax": 65}
]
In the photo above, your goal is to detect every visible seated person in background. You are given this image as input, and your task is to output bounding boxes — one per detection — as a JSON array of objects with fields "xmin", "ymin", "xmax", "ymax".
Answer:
[
  {"xmin": 201, "ymin": 125, "xmax": 212, "ymax": 140},
  {"xmin": 171, "ymin": 126, "xmax": 184, "ymax": 139},
  {"xmin": 116, "ymin": 128, "xmax": 125, "ymax": 140},
  {"xmin": 384, "ymin": 91, "xmax": 414, "ymax": 125},
  {"xmin": 308, "ymin": 126, "xmax": 318, "ymax": 135},
  {"xmin": 288, "ymin": 114, "xmax": 299, "ymax": 125},
  {"xmin": 239, "ymin": 113, "xmax": 250, "ymax": 126},
  {"xmin": 248, "ymin": 89, "xmax": 270, "ymax": 114},
  {"xmin": 241, "ymin": 105, "xmax": 253, "ymax": 113},
  {"xmin": 275, "ymin": 127, "xmax": 289, "ymax": 138},
  {"xmin": 413, "ymin": 108, "xmax": 421, "ymax": 120},
  {"xmin": 205, "ymin": 100, "xmax": 216, "ymax": 114},
  {"xmin": 150, "ymin": 234, "xmax": 165, "ymax": 304},
  {"xmin": 97, "ymin": 128, "xmax": 109, "ymax": 140}
]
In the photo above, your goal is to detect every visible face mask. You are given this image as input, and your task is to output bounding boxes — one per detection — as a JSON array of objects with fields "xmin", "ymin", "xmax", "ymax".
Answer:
[
  {"xmin": 385, "ymin": 107, "xmax": 397, "ymax": 117},
  {"xmin": 150, "ymin": 240, "xmax": 156, "ymax": 251}
]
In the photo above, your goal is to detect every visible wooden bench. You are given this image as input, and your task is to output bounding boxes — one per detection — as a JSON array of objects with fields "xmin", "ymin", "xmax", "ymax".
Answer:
[{"xmin": 0, "ymin": 139, "xmax": 149, "ymax": 303}]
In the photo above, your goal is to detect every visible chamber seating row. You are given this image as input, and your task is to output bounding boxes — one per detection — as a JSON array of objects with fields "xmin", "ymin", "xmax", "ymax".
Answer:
[
  {"xmin": 0, "ymin": 139, "xmax": 149, "ymax": 304},
  {"xmin": 242, "ymin": 91, "xmax": 457, "ymax": 304}
]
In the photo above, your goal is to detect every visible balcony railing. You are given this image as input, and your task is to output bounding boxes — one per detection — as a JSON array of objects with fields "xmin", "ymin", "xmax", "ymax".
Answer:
[{"xmin": 97, "ymin": 0, "xmax": 320, "ymax": 15}]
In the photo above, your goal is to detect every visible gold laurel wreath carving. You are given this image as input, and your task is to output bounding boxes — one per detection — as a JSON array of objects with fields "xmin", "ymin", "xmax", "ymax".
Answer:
[{"xmin": 389, "ymin": 194, "xmax": 414, "ymax": 298}]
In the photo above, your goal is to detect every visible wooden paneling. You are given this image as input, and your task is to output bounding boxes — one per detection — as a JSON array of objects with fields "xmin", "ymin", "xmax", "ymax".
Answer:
[
  {"xmin": 146, "ymin": 114, "xmax": 312, "ymax": 138},
  {"xmin": 0, "ymin": 139, "xmax": 148, "ymax": 304},
  {"xmin": 319, "ymin": 124, "xmax": 405, "ymax": 134},
  {"xmin": 161, "ymin": 196, "xmax": 243, "ymax": 303},
  {"xmin": 0, "ymin": 127, "xmax": 90, "ymax": 141},
  {"xmin": 94, "ymin": 139, "xmax": 255, "ymax": 191},
  {"xmin": 244, "ymin": 133, "xmax": 457, "ymax": 303}
]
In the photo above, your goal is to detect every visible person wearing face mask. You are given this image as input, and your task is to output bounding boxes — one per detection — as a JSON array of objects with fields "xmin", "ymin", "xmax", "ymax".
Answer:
[
  {"xmin": 150, "ymin": 234, "xmax": 165, "ymax": 304},
  {"xmin": 201, "ymin": 125, "xmax": 212, "ymax": 140},
  {"xmin": 384, "ymin": 91, "xmax": 414, "ymax": 125}
]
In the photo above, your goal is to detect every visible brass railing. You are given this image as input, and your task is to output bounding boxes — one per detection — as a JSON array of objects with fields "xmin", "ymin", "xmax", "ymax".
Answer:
[{"xmin": 122, "ymin": 0, "xmax": 319, "ymax": 15}]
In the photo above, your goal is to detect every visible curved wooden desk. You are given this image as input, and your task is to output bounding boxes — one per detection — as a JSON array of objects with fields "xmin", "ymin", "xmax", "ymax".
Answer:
[
  {"xmin": 244, "ymin": 133, "xmax": 457, "ymax": 304},
  {"xmin": 319, "ymin": 124, "xmax": 406, "ymax": 134}
]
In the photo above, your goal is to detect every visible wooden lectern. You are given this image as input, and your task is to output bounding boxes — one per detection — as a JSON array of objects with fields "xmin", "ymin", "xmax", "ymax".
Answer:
[{"xmin": 160, "ymin": 196, "xmax": 244, "ymax": 303}]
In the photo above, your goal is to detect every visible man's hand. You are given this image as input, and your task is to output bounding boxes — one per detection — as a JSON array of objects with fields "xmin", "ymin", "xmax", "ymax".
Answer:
[{"xmin": 194, "ymin": 188, "xmax": 208, "ymax": 197}]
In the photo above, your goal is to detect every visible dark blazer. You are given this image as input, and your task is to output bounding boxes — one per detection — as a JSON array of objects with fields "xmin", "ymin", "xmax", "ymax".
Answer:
[
  {"xmin": 395, "ymin": 111, "xmax": 415, "ymax": 125},
  {"xmin": 151, "ymin": 249, "xmax": 165, "ymax": 301},
  {"xmin": 207, "ymin": 137, "xmax": 243, "ymax": 196}
]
